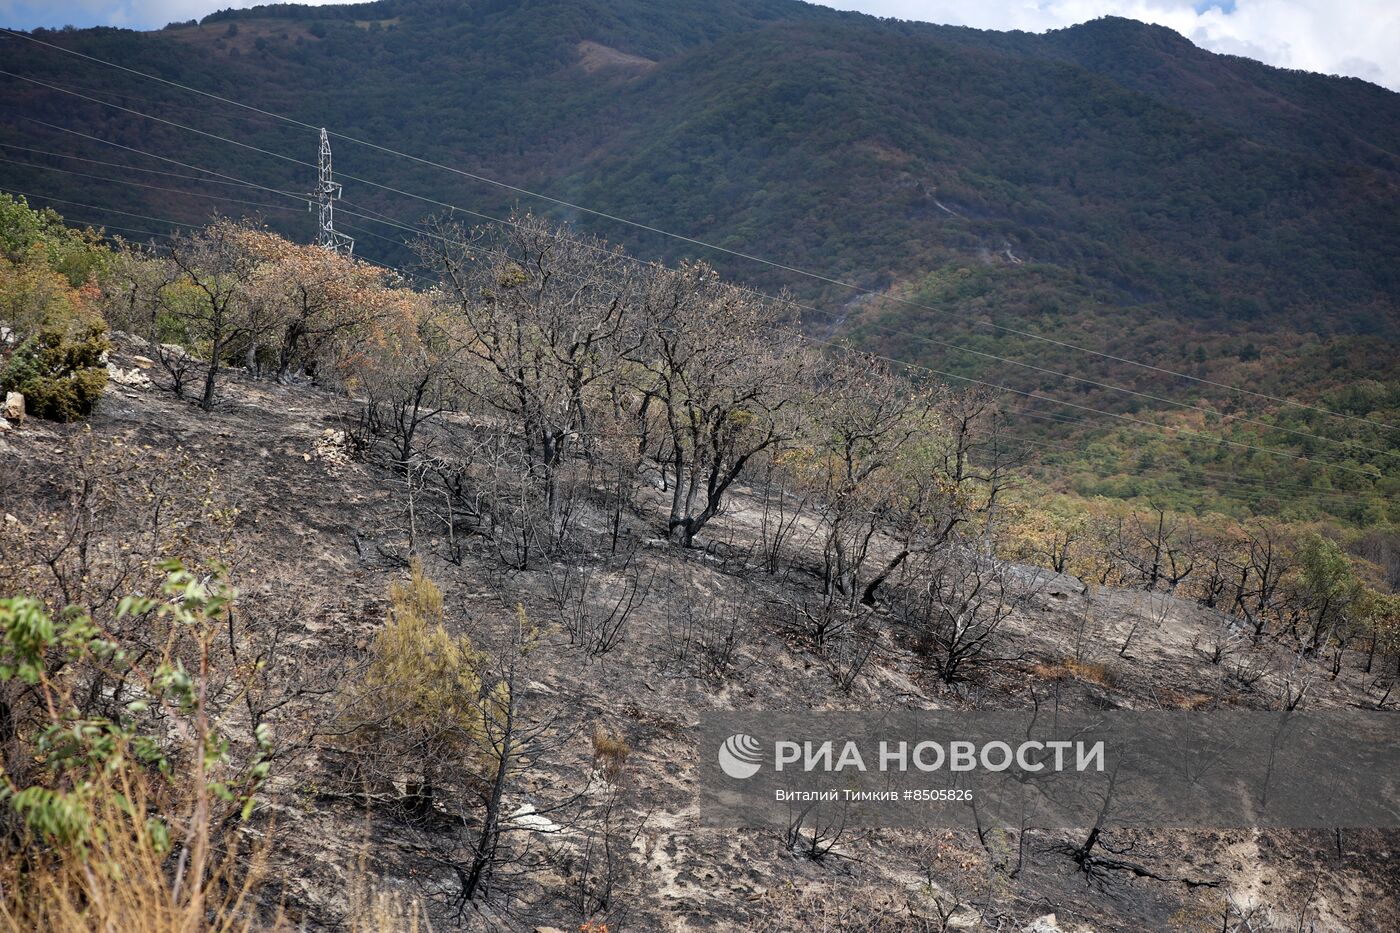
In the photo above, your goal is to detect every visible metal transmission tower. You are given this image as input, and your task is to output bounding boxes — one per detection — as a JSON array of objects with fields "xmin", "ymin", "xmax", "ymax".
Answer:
[{"xmin": 312, "ymin": 127, "xmax": 353, "ymax": 255}]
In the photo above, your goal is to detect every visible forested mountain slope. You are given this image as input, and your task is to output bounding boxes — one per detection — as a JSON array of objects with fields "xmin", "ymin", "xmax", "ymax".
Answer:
[{"xmin": 2, "ymin": 0, "xmax": 1397, "ymax": 521}]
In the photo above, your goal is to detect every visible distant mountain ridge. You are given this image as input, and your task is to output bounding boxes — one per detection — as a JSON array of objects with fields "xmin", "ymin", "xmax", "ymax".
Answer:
[
  {"xmin": 3, "ymin": 0, "xmax": 1400, "ymax": 527},
  {"xmin": 3, "ymin": 0, "xmax": 1396, "ymax": 337}
]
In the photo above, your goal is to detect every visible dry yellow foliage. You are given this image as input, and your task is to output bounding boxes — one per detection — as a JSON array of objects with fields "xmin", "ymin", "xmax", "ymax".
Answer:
[{"xmin": 354, "ymin": 559, "xmax": 486, "ymax": 757}]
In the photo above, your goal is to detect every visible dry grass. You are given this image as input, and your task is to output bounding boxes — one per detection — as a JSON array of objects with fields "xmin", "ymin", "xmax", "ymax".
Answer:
[
  {"xmin": 0, "ymin": 769, "xmax": 432, "ymax": 933},
  {"xmin": 347, "ymin": 889, "xmax": 433, "ymax": 933},
  {"xmin": 0, "ymin": 771, "xmax": 270, "ymax": 933},
  {"xmin": 753, "ymin": 882, "xmax": 943, "ymax": 931},
  {"xmin": 591, "ymin": 725, "xmax": 631, "ymax": 783},
  {"xmin": 1031, "ymin": 656, "xmax": 1117, "ymax": 688},
  {"xmin": 1159, "ymin": 689, "xmax": 1219, "ymax": 710}
]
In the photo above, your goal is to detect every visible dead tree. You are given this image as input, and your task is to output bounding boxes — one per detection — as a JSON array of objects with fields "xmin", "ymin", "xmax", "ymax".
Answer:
[
  {"xmin": 161, "ymin": 219, "xmax": 262, "ymax": 411},
  {"xmin": 570, "ymin": 774, "xmax": 647, "ymax": 925},
  {"xmin": 783, "ymin": 801, "xmax": 848, "ymax": 861},
  {"xmin": 1054, "ymin": 759, "xmax": 1219, "ymax": 888},
  {"xmin": 1231, "ymin": 522, "xmax": 1293, "ymax": 644},
  {"xmin": 546, "ymin": 563, "xmax": 651, "ymax": 658},
  {"xmin": 629, "ymin": 262, "xmax": 811, "ymax": 547},
  {"xmin": 352, "ymin": 293, "xmax": 462, "ymax": 469},
  {"xmin": 861, "ymin": 390, "xmax": 1020, "ymax": 605},
  {"xmin": 1118, "ymin": 505, "xmax": 1194, "ymax": 592},
  {"xmin": 754, "ymin": 459, "xmax": 810, "ymax": 576},
  {"xmin": 450, "ymin": 610, "xmax": 582, "ymax": 912},
  {"xmin": 1042, "ymin": 526, "xmax": 1076, "ymax": 575},
  {"xmin": 897, "ymin": 544, "xmax": 1018, "ymax": 684},
  {"xmin": 1275, "ymin": 646, "xmax": 1317, "ymax": 711},
  {"xmin": 1194, "ymin": 531, "xmax": 1238, "ymax": 610},
  {"xmin": 423, "ymin": 213, "xmax": 638, "ymax": 526},
  {"xmin": 801, "ymin": 353, "xmax": 933, "ymax": 609},
  {"xmin": 668, "ymin": 598, "xmax": 747, "ymax": 679}
]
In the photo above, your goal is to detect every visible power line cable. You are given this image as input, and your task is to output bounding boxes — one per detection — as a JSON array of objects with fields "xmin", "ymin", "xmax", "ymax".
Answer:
[
  {"xmin": 1, "ymin": 68, "xmax": 1380, "ymax": 482},
  {"xmin": 16, "ymin": 117, "xmax": 308, "ymax": 203},
  {"xmin": 992, "ymin": 433, "xmax": 1377, "ymax": 506},
  {"xmin": 57, "ymin": 216, "xmax": 178, "ymax": 242},
  {"xmin": 793, "ymin": 300, "xmax": 1397, "ymax": 460},
  {"xmin": 332, "ymin": 202, "xmax": 1387, "ymax": 477},
  {"xmin": 351, "ymin": 192, "xmax": 1393, "ymax": 460},
  {"xmin": 0, "ymin": 70, "xmax": 315, "ymax": 172},
  {"xmin": 797, "ymin": 330, "xmax": 1382, "ymax": 478},
  {"xmin": 0, "ymin": 28, "xmax": 1389, "ymax": 434},
  {"xmin": 9, "ymin": 63, "xmax": 1391, "ymax": 459},
  {"xmin": 9, "ymin": 95, "xmax": 1378, "ymax": 463},
  {"xmin": 1004, "ymin": 428, "xmax": 1379, "ymax": 504},
  {"xmin": 126, "ymin": 174, "xmax": 1368, "ymax": 488},
  {"xmin": 0, "ymin": 140, "xmax": 309, "ymax": 194},
  {"xmin": 4, "ymin": 187, "xmax": 201, "ymax": 230},
  {"xmin": 36, "ymin": 183, "xmax": 1382, "ymax": 506},
  {"xmin": 0, "ymin": 154, "xmax": 300, "ymax": 213},
  {"xmin": 347, "ymin": 196, "xmax": 1377, "ymax": 465}
]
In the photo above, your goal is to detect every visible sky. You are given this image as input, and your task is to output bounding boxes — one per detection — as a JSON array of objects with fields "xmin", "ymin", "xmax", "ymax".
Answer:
[{"xmin": 1, "ymin": 0, "xmax": 1397, "ymax": 91}]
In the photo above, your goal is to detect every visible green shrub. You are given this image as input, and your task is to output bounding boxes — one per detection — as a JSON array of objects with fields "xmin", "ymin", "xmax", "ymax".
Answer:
[
  {"xmin": 345, "ymin": 559, "xmax": 486, "ymax": 758},
  {"xmin": 1, "ymin": 317, "xmax": 109, "ymax": 422},
  {"xmin": 0, "ymin": 193, "xmax": 107, "ymax": 289},
  {"xmin": 0, "ymin": 196, "xmax": 112, "ymax": 421}
]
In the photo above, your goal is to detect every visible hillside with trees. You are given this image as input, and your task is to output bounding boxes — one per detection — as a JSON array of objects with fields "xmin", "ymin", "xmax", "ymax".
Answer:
[
  {"xmin": 1, "ymin": 15, "xmax": 1396, "ymax": 924},
  {"xmin": 0, "ymin": 0, "xmax": 1398, "ymax": 526},
  {"xmin": 1, "ymin": 190, "xmax": 1398, "ymax": 930},
  {"xmin": 5, "ymin": 0, "xmax": 1398, "ymax": 336}
]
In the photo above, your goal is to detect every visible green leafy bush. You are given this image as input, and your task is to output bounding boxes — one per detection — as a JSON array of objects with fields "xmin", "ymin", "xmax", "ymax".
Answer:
[
  {"xmin": 1, "ymin": 316, "xmax": 109, "ymax": 421},
  {"xmin": 353, "ymin": 558, "xmax": 486, "ymax": 750},
  {"xmin": 0, "ymin": 195, "xmax": 111, "ymax": 421},
  {"xmin": 335, "ymin": 559, "xmax": 489, "ymax": 813},
  {"xmin": 0, "ymin": 564, "xmax": 278, "ymax": 931},
  {"xmin": 0, "ymin": 193, "xmax": 107, "ymax": 289}
]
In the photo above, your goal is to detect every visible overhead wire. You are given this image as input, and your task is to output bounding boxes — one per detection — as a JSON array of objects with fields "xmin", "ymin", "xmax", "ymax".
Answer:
[
  {"xmin": 6, "ymin": 103, "xmax": 1386, "ymax": 462},
  {"xmin": 0, "ymin": 70, "xmax": 316, "ymax": 173},
  {"xmin": 6, "ymin": 60, "xmax": 1392, "ymax": 460},
  {"xmin": 15, "ymin": 117, "xmax": 308, "ymax": 202},
  {"xmin": 0, "ymin": 59, "xmax": 1387, "ymax": 488},
  {"xmin": 0, "ymin": 154, "xmax": 302, "ymax": 213},
  {"xmin": 59, "ymin": 217, "xmax": 179, "ymax": 242},
  {"xmin": 796, "ymin": 330, "xmax": 1382, "ymax": 477},
  {"xmin": 329, "ymin": 201, "xmax": 1383, "ymax": 479},
  {"xmin": 0, "ymin": 140, "xmax": 312, "ymax": 194},
  {"xmin": 337, "ymin": 200, "xmax": 1396, "ymax": 466},
  {"xmin": 1004, "ymin": 426, "xmax": 1379, "ymax": 504},
  {"xmin": 14, "ymin": 180, "xmax": 1383, "ymax": 508},
  {"xmin": 0, "ymin": 26, "xmax": 1390, "ymax": 434},
  {"xmin": 983, "ymin": 432, "xmax": 1378, "ymax": 506},
  {"xmin": 2, "ymin": 187, "xmax": 202, "ymax": 230},
  {"xmin": 791, "ymin": 300, "xmax": 1398, "ymax": 460}
]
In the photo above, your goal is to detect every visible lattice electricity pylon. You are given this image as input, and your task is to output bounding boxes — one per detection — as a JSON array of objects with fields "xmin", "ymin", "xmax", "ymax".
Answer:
[{"xmin": 311, "ymin": 127, "xmax": 353, "ymax": 256}]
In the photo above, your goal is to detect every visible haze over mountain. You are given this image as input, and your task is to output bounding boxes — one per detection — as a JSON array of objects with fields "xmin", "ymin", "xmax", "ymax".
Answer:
[{"xmin": 2, "ymin": 0, "xmax": 1397, "ymax": 520}]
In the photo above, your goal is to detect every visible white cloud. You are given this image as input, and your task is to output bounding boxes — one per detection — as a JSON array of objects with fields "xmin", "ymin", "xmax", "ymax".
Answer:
[{"xmin": 821, "ymin": 1, "xmax": 1400, "ymax": 90}]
